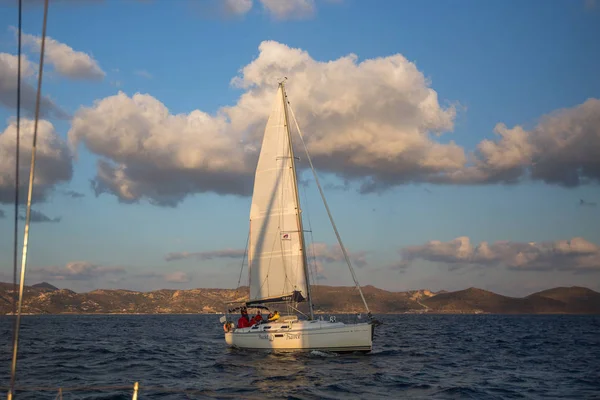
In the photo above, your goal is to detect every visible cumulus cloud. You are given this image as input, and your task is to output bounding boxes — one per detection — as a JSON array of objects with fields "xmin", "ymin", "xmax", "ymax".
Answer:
[
  {"xmin": 0, "ymin": 53, "xmax": 68, "ymax": 118},
  {"xmin": 21, "ymin": 31, "xmax": 105, "ymax": 81},
  {"xmin": 18, "ymin": 209, "xmax": 61, "ymax": 223},
  {"xmin": 67, "ymin": 41, "xmax": 600, "ymax": 205},
  {"xmin": 445, "ymin": 99, "xmax": 600, "ymax": 186},
  {"xmin": 0, "ymin": 118, "xmax": 73, "ymax": 204},
  {"xmin": 400, "ymin": 236, "xmax": 600, "ymax": 272},
  {"xmin": 69, "ymin": 89, "xmax": 254, "ymax": 206},
  {"xmin": 165, "ymin": 248, "xmax": 246, "ymax": 262},
  {"xmin": 30, "ymin": 261, "xmax": 126, "ymax": 281},
  {"xmin": 68, "ymin": 40, "xmax": 461, "ymax": 204}
]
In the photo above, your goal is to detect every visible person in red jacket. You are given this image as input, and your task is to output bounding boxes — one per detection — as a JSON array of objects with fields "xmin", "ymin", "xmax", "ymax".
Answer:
[
  {"xmin": 251, "ymin": 310, "xmax": 263, "ymax": 325},
  {"xmin": 237, "ymin": 308, "xmax": 251, "ymax": 328}
]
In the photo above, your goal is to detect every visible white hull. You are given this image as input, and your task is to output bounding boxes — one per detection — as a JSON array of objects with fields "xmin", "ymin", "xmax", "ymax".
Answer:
[{"xmin": 224, "ymin": 319, "xmax": 373, "ymax": 353}]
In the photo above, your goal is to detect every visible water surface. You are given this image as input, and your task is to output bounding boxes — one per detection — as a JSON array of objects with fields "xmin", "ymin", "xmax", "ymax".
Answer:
[{"xmin": 1, "ymin": 314, "xmax": 599, "ymax": 399}]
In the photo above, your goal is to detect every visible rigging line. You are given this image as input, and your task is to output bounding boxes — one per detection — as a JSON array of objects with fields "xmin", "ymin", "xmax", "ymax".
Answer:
[
  {"xmin": 9, "ymin": 1, "xmax": 50, "ymax": 398},
  {"xmin": 12, "ymin": 0, "xmax": 23, "ymax": 346},
  {"xmin": 286, "ymin": 101, "xmax": 372, "ymax": 317},
  {"xmin": 299, "ymin": 175, "xmax": 319, "ymax": 298},
  {"xmin": 235, "ymin": 230, "xmax": 249, "ymax": 298}
]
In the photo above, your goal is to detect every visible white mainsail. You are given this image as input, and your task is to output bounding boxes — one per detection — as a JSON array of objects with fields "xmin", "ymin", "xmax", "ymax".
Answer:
[{"xmin": 248, "ymin": 85, "xmax": 308, "ymax": 303}]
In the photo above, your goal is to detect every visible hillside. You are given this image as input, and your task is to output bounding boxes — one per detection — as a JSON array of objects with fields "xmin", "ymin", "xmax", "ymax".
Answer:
[
  {"xmin": 421, "ymin": 287, "xmax": 568, "ymax": 314},
  {"xmin": 526, "ymin": 286, "xmax": 600, "ymax": 314},
  {"xmin": 0, "ymin": 282, "xmax": 598, "ymax": 315}
]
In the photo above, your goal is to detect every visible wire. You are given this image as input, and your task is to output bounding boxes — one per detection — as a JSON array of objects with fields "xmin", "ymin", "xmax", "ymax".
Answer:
[
  {"xmin": 286, "ymin": 99, "xmax": 372, "ymax": 318},
  {"xmin": 235, "ymin": 230, "xmax": 250, "ymax": 297},
  {"xmin": 12, "ymin": 0, "xmax": 23, "ymax": 349},
  {"xmin": 9, "ymin": 1, "xmax": 50, "ymax": 398}
]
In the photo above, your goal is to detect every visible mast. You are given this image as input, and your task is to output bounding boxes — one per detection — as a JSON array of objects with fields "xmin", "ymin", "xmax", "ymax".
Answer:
[{"xmin": 280, "ymin": 81, "xmax": 314, "ymax": 320}]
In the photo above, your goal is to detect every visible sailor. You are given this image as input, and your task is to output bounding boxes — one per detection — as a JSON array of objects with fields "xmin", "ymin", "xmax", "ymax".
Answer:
[
  {"xmin": 251, "ymin": 310, "xmax": 263, "ymax": 325},
  {"xmin": 267, "ymin": 310, "xmax": 280, "ymax": 322},
  {"xmin": 237, "ymin": 308, "xmax": 251, "ymax": 328}
]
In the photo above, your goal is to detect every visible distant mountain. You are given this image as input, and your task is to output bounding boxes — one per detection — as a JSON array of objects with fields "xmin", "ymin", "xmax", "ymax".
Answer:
[
  {"xmin": 526, "ymin": 286, "xmax": 600, "ymax": 314},
  {"xmin": 32, "ymin": 282, "xmax": 59, "ymax": 291},
  {"xmin": 0, "ymin": 282, "xmax": 598, "ymax": 315},
  {"xmin": 421, "ymin": 287, "xmax": 568, "ymax": 314}
]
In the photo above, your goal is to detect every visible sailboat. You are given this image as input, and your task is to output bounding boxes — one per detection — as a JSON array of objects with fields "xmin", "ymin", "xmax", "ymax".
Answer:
[{"xmin": 220, "ymin": 81, "xmax": 379, "ymax": 353}]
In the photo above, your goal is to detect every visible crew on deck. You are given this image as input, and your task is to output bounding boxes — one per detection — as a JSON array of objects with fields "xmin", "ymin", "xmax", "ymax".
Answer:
[
  {"xmin": 267, "ymin": 310, "xmax": 280, "ymax": 322},
  {"xmin": 251, "ymin": 310, "xmax": 263, "ymax": 325},
  {"xmin": 237, "ymin": 308, "xmax": 251, "ymax": 328},
  {"xmin": 236, "ymin": 308, "xmax": 281, "ymax": 329}
]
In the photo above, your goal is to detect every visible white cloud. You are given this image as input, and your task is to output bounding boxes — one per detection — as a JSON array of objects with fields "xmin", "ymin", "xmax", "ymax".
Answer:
[
  {"xmin": 66, "ymin": 41, "xmax": 600, "ymax": 205},
  {"xmin": 30, "ymin": 261, "xmax": 126, "ymax": 281},
  {"xmin": 21, "ymin": 31, "xmax": 105, "ymax": 81},
  {"xmin": 259, "ymin": 0, "xmax": 315, "ymax": 19},
  {"xmin": 442, "ymin": 98, "xmax": 600, "ymax": 186},
  {"xmin": 400, "ymin": 236, "xmax": 600, "ymax": 272},
  {"xmin": 225, "ymin": 0, "xmax": 253, "ymax": 15},
  {"xmin": 68, "ymin": 41, "xmax": 461, "ymax": 204},
  {"xmin": 0, "ymin": 118, "xmax": 73, "ymax": 204},
  {"xmin": 0, "ymin": 53, "xmax": 68, "ymax": 118},
  {"xmin": 69, "ymin": 91, "xmax": 251, "ymax": 206}
]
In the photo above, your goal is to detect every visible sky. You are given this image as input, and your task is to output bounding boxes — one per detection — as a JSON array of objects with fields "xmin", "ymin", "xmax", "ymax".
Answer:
[{"xmin": 0, "ymin": 0, "xmax": 599, "ymax": 297}]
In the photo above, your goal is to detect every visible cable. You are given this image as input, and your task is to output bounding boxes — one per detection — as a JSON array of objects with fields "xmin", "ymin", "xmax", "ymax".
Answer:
[
  {"xmin": 286, "ymin": 100, "xmax": 372, "ymax": 318},
  {"xmin": 9, "ymin": 1, "xmax": 50, "ymax": 398},
  {"xmin": 235, "ymin": 231, "xmax": 250, "ymax": 297},
  {"xmin": 12, "ymin": 0, "xmax": 23, "ymax": 348}
]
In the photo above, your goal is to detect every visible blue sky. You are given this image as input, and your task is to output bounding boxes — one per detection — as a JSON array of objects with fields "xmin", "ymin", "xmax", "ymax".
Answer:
[{"xmin": 0, "ymin": 0, "xmax": 599, "ymax": 296}]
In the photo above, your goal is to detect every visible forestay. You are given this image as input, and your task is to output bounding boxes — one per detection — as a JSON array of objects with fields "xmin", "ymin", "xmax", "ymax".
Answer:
[{"xmin": 248, "ymin": 86, "xmax": 308, "ymax": 303}]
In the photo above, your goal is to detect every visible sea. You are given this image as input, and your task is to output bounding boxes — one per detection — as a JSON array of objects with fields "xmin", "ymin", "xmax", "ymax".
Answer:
[{"xmin": 0, "ymin": 314, "xmax": 599, "ymax": 399}]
